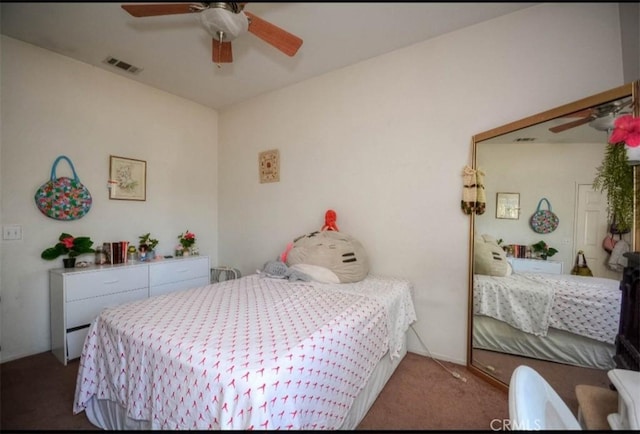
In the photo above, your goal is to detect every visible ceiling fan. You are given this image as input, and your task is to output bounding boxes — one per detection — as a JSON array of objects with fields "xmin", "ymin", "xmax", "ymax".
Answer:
[
  {"xmin": 121, "ymin": 2, "xmax": 303, "ymax": 65},
  {"xmin": 549, "ymin": 98, "xmax": 633, "ymax": 133}
]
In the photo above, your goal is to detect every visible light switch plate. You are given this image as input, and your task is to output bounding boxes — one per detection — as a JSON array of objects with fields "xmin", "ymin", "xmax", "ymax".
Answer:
[{"xmin": 2, "ymin": 225, "xmax": 22, "ymax": 240}]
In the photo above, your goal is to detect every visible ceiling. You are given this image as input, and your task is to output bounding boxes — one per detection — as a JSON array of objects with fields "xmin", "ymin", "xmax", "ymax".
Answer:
[
  {"xmin": 481, "ymin": 96, "xmax": 634, "ymax": 145},
  {"xmin": 1, "ymin": 2, "xmax": 539, "ymax": 111}
]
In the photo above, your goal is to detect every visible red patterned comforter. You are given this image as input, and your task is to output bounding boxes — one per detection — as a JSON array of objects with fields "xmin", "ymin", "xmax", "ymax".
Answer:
[{"xmin": 73, "ymin": 274, "xmax": 413, "ymax": 429}]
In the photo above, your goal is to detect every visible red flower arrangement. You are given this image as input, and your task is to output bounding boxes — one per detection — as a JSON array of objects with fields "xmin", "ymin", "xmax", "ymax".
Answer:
[
  {"xmin": 609, "ymin": 114, "xmax": 640, "ymax": 147},
  {"xmin": 41, "ymin": 233, "xmax": 95, "ymax": 260},
  {"xmin": 178, "ymin": 230, "xmax": 196, "ymax": 249}
]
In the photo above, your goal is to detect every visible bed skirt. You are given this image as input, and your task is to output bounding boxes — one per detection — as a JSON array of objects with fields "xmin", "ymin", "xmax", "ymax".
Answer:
[
  {"xmin": 85, "ymin": 334, "xmax": 408, "ymax": 430},
  {"xmin": 473, "ymin": 315, "xmax": 614, "ymax": 370}
]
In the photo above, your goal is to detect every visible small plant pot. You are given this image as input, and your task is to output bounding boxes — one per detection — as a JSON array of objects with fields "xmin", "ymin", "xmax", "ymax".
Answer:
[
  {"xmin": 626, "ymin": 144, "xmax": 640, "ymax": 164},
  {"xmin": 63, "ymin": 258, "xmax": 76, "ymax": 268}
]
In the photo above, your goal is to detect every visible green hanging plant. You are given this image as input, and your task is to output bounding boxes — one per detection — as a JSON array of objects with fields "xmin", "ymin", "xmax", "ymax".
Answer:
[{"xmin": 592, "ymin": 143, "xmax": 633, "ymax": 232}]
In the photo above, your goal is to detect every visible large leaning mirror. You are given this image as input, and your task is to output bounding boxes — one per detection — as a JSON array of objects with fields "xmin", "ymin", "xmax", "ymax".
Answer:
[{"xmin": 467, "ymin": 81, "xmax": 639, "ymax": 411}]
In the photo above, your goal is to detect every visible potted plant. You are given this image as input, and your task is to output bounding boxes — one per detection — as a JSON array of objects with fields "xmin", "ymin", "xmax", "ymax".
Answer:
[
  {"xmin": 41, "ymin": 233, "xmax": 95, "ymax": 268},
  {"xmin": 592, "ymin": 114, "xmax": 639, "ymax": 233},
  {"xmin": 178, "ymin": 230, "xmax": 196, "ymax": 255},
  {"xmin": 531, "ymin": 240, "xmax": 558, "ymax": 260},
  {"xmin": 138, "ymin": 233, "xmax": 159, "ymax": 261}
]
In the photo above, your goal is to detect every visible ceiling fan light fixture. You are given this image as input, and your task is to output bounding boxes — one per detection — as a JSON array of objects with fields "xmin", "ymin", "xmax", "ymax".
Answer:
[
  {"xmin": 589, "ymin": 114, "xmax": 617, "ymax": 132},
  {"xmin": 200, "ymin": 7, "xmax": 248, "ymax": 41}
]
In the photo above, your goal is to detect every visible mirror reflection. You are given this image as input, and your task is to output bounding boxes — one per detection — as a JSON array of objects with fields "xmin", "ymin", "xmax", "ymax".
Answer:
[{"xmin": 468, "ymin": 82, "xmax": 637, "ymax": 412}]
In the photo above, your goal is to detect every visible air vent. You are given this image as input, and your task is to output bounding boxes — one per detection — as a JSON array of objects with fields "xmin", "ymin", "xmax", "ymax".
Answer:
[
  {"xmin": 514, "ymin": 137, "xmax": 536, "ymax": 142},
  {"xmin": 102, "ymin": 56, "xmax": 143, "ymax": 75}
]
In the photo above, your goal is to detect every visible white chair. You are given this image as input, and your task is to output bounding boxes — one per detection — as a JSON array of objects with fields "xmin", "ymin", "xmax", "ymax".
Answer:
[{"xmin": 509, "ymin": 365, "xmax": 581, "ymax": 430}]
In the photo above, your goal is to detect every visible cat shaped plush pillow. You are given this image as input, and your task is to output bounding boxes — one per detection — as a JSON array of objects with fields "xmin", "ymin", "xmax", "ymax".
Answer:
[
  {"xmin": 474, "ymin": 234, "xmax": 511, "ymax": 277},
  {"xmin": 285, "ymin": 231, "xmax": 369, "ymax": 283}
]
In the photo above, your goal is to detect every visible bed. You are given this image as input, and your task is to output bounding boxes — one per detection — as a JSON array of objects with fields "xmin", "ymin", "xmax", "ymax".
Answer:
[
  {"xmin": 473, "ymin": 272, "xmax": 621, "ymax": 370},
  {"xmin": 73, "ymin": 273, "xmax": 416, "ymax": 430}
]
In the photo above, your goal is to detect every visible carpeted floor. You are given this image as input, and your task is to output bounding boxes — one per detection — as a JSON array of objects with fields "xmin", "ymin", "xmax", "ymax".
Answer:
[
  {"xmin": 1, "ymin": 351, "xmax": 510, "ymax": 431},
  {"xmin": 472, "ymin": 349, "xmax": 611, "ymax": 415},
  {"xmin": 357, "ymin": 352, "xmax": 509, "ymax": 430}
]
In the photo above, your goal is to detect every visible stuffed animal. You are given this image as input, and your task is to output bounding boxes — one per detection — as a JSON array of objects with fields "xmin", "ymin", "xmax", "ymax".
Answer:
[
  {"xmin": 258, "ymin": 260, "xmax": 312, "ymax": 282},
  {"xmin": 286, "ymin": 230, "xmax": 369, "ymax": 283},
  {"xmin": 474, "ymin": 234, "xmax": 511, "ymax": 277},
  {"xmin": 321, "ymin": 209, "xmax": 339, "ymax": 232}
]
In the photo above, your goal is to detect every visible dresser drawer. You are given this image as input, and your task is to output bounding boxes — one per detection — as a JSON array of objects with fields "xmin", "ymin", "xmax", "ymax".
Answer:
[
  {"xmin": 150, "ymin": 276, "xmax": 210, "ymax": 298},
  {"xmin": 66, "ymin": 287, "xmax": 148, "ymax": 328},
  {"xmin": 509, "ymin": 258, "xmax": 563, "ymax": 274},
  {"xmin": 65, "ymin": 266, "xmax": 148, "ymax": 302},
  {"xmin": 66, "ymin": 328, "xmax": 90, "ymax": 361},
  {"xmin": 50, "ymin": 257, "xmax": 210, "ymax": 365},
  {"xmin": 149, "ymin": 257, "xmax": 209, "ymax": 287}
]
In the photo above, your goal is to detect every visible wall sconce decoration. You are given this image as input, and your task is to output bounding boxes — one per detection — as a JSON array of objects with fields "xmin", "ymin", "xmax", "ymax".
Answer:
[{"xmin": 259, "ymin": 149, "xmax": 280, "ymax": 183}]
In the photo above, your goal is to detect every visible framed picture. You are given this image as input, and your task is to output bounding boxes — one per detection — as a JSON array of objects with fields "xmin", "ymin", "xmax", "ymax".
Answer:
[
  {"xmin": 259, "ymin": 149, "xmax": 280, "ymax": 183},
  {"xmin": 496, "ymin": 192, "xmax": 520, "ymax": 219},
  {"xmin": 109, "ymin": 155, "xmax": 147, "ymax": 201}
]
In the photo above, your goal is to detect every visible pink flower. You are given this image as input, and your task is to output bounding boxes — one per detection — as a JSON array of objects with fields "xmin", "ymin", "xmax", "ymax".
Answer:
[
  {"xmin": 178, "ymin": 230, "xmax": 196, "ymax": 249},
  {"xmin": 609, "ymin": 115, "xmax": 640, "ymax": 147},
  {"xmin": 61, "ymin": 237, "xmax": 75, "ymax": 249}
]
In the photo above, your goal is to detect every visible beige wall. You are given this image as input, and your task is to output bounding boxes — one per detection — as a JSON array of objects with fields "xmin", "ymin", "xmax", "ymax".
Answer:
[
  {"xmin": 0, "ymin": 36, "xmax": 219, "ymax": 362},
  {"xmin": 218, "ymin": 3, "xmax": 625, "ymax": 364},
  {"xmin": 0, "ymin": 3, "xmax": 628, "ymax": 365},
  {"xmin": 475, "ymin": 141, "xmax": 629, "ymax": 281}
]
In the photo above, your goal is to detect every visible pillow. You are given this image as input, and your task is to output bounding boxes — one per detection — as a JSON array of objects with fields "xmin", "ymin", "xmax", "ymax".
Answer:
[
  {"xmin": 286, "ymin": 231, "xmax": 369, "ymax": 283},
  {"xmin": 289, "ymin": 263, "xmax": 340, "ymax": 284},
  {"xmin": 474, "ymin": 234, "xmax": 511, "ymax": 277},
  {"xmin": 481, "ymin": 234, "xmax": 499, "ymax": 245}
]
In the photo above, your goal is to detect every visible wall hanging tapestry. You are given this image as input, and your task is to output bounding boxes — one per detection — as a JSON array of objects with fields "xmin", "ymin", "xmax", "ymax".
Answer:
[
  {"xmin": 529, "ymin": 197, "xmax": 559, "ymax": 234},
  {"xmin": 461, "ymin": 166, "xmax": 486, "ymax": 215},
  {"xmin": 34, "ymin": 155, "xmax": 92, "ymax": 220}
]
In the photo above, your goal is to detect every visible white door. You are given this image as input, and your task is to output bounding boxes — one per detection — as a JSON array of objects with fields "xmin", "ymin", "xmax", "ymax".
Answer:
[{"xmin": 575, "ymin": 184, "xmax": 620, "ymax": 279}]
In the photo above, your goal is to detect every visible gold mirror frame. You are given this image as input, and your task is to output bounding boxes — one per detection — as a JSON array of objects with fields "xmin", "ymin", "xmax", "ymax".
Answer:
[{"xmin": 466, "ymin": 81, "xmax": 639, "ymax": 390}]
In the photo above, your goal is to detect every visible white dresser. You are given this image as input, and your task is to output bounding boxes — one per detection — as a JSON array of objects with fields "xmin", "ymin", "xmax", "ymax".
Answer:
[
  {"xmin": 149, "ymin": 257, "xmax": 210, "ymax": 297},
  {"xmin": 508, "ymin": 257, "xmax": 563, "ymax": 274},
  {"xmin": 50, "ymin": 255, "xmax": 210, "ymax": 365}
]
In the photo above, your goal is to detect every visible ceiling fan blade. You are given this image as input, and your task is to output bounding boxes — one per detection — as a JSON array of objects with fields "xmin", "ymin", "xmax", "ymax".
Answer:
[
  {"xmin": 121, "ymin": 3, "xmax": 198, "ymax": 18},
  {"xmin": 244, "ymin": 11, "xmax": 303, "ymax": 57},
  {"xmin": 212, "ymin": 39, "xmax": 233, "ymax": 63},
  {"xmin": 549, "ymin": 116, "xmax": 595, "ymax": 133},
  {"xmin": 561, "ymin": 108, "xmax": 595, "ymax": 119}
]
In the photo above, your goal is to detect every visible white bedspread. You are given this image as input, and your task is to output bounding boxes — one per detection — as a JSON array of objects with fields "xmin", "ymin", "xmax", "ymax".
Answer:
[
  {"xmin": 474, "ymin": 273, "xmax": 620, "ymax": 344},
  {"xmin": 474, "ymin": 273, "xmax": 554, "ymax": 337},
  {"xmin": 314, "ymin": 275, "xmax": 416, "ymax": 360},
  {"xmin": 73, "ymin": 274, "xmax": 415, "ymax": 430}
]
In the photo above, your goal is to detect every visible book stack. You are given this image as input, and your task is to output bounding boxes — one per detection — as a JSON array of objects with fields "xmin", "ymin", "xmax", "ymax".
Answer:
[
  {"xmin": 103, "ymin": 241, "xmax": 130, "ymax": 264},
  {"xmin": 507, "ymin": 244, "xmax": 532, "ymax": 259}
]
